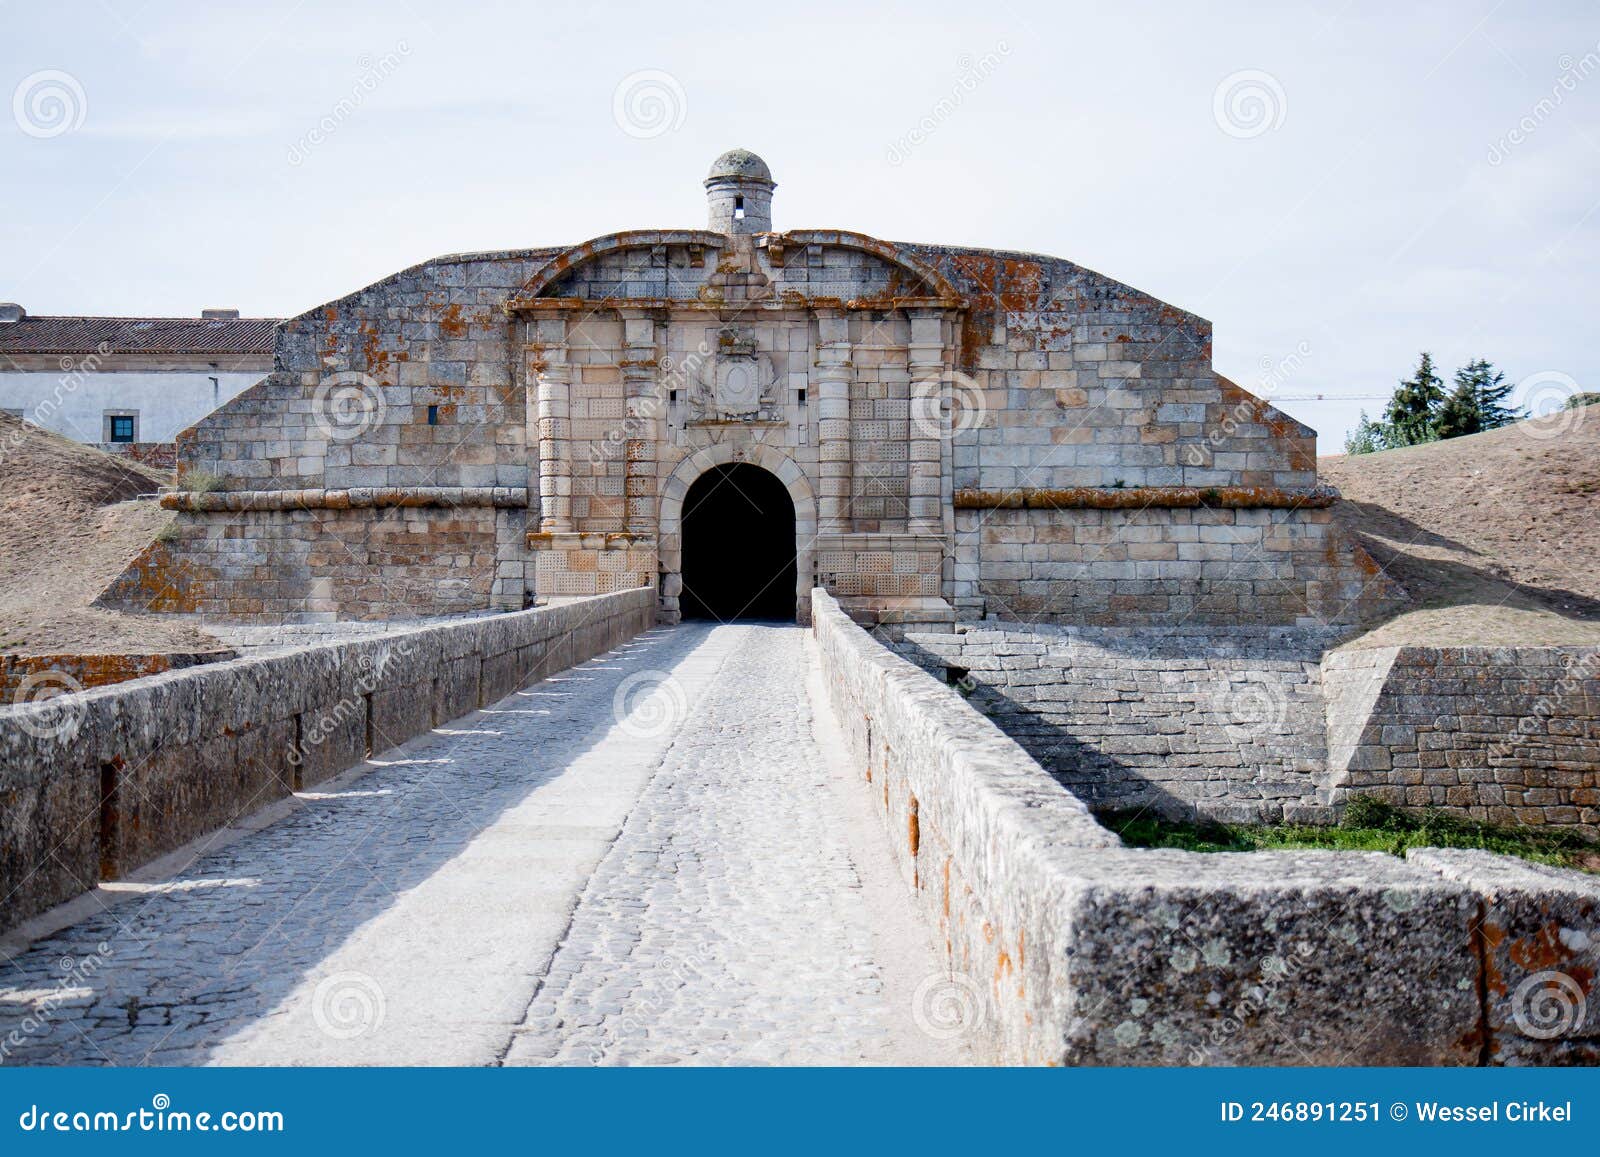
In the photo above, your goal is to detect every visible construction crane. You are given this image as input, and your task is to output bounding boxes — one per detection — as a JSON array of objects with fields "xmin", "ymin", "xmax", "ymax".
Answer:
[{"xmin": 1270, "ymin": 393, "xmax": 1390, "ymax": 401}]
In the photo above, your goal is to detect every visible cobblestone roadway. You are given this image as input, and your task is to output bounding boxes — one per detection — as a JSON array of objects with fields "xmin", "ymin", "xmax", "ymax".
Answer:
[
  {"xmin": 0, "ymin": 625, "xmax": 961, "ymax": 1066},
  {"xmin": 504, "ymin": 624, "xmax": 955, "ymax": 1065}
]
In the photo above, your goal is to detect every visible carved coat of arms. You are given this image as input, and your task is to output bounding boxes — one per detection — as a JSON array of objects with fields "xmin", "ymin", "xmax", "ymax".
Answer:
[{"xmin": 691, "ymin": 328, "xmax": 775, "ymax": 421}]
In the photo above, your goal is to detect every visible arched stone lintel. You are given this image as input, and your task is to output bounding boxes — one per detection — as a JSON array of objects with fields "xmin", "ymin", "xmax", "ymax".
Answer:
[
  {"xmin": 511, "ymin": 230, "xmax": 729, "ymax": 303},
  {"xmin": 509, "ymin": 228, "xmax": 963, "ymax": 309}
]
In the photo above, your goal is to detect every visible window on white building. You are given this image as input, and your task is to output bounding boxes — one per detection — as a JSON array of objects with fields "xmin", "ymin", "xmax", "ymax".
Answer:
[{"xmin": 104, "ymin": 412, "xmax": 138, "ymax": 443}]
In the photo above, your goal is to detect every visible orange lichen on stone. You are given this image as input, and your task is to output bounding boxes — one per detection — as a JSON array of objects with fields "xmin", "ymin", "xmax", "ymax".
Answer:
[
  {"xmin": 438, "ymin": 303, "xmax": 468, "ymax": 338},
  {"xmin": 994, "ymin": 948, "xmax": 1013, "ymax": 986},
  {"xmin": 0, "ymin": 651, "xmax": 228, "ymax": 697},
  {"xmin": 101, "ymin": 540, "xmax": 207, "ymax": 614},
  {"xmin": 1479, "ymin": 921, "xmax": 1507, "ymax": 997},
  {"xmin": 1507, "ymin": 921, "xmax": 1577, "ymax": 972},
  {"xmin": 949, "ymin": 253, "xmax": 1046, "ymax": 312}
]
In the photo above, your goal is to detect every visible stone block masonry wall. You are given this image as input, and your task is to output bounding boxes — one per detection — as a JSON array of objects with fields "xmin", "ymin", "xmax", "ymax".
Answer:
[
  {"xmin": 888, "ymin": 624, "xmax": 1600, "ymax": 836},
  {"xmin": 181, "ymin": 246, "xmax": 564, "ymax": 494},
  {"xmin": 120, "ymin": 202, "xmax": 1399, "ymax": 629},
  {"xmin": 812, "ymin": 589, "xmax": 1599, "ymax": 1065},
  {"xmin": 98, "ymin": 503, "xmax": 524, "ymax": 622},
  {"xmin": 141, "ymin": 248, "xmax": 561, "ymax": 619},
  {"xmin": 889, "ymin": 623, "xmax": 1341, "ymax": 823},
  {"xmin": 903, "ymin": 248, "xmax": 1317, "ymax": 493},
  {"xmin": 1324, "ymin": 645, "xmax": 1600, "ymax": 831},
  {"xmin": 0, "ymin": 650, "xmax": 231, "ymax": 698},
  {"xmin": 953, "ymin": 504, "xmax": 1400, "ymax": 627},
  {"xmin": 896, "ymin": 243, "xmax": 1403, "ymax": 628},
  {"xmin": 0, "ymin": 587, "xmax": 655, "ymax": 935}
]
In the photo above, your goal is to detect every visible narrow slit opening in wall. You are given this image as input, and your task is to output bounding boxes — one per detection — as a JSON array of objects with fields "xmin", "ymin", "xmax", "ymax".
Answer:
[
  {"xmin": 427, "ymin": 404, "xmax": 440, "ymax": 425},
  {"xmin": 363, "ymin": 693, "xmax": 375, "ymax": 759},
  {"xmin": 734, "ymin": 195, "xmax": 745, "ymax": 220},
  {"xmin": 98, "ymin": 761, "xmax": 119, "ymax": 880},
  {"xmin": 796, "ymin": 387, "xmax": 806, "ymax": 405}
]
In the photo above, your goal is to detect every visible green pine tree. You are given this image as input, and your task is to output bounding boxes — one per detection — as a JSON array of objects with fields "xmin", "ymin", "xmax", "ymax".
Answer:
[
  {"xmin": 1343, "ymin": 411, "xmax": 1388, "ymax": 455},
  {"xmin": 1434, "ymin": 375, "xmax": 1481, "ymax": 439},
  {"xmin": 1383, "ymin": 352, "xmax": 1445, "ymax": 446},
  {"xmin": 1435, "ymin": 359, "xmax": 1523, "ymax": 439},
  {"xmin": 1463, "ymin": 358, "xmax": 1521, "ymax": 430}
]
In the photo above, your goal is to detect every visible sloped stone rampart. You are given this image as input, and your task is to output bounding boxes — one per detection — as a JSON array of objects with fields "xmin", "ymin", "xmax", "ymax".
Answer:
[{"xmin": 1324, "ymin": 645, "xmax": 1600, "ymax": 830}]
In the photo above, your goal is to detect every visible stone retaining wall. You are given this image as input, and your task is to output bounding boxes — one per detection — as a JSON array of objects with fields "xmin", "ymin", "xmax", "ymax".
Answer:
[
  {"xmin": 0, "ymin": 649, "xmax": 233, "ymax": 698},
  {"xmin": 812, "ymin": 589, "xmax": 1599, "ymax": 1065},
  {"xmin": 887, "ymin": 624, "xmax": 1600, "ymax": 834},
  {"xmin": 97, "ymin": 503, "xmax": 528, "ymax": 621},
  {"xmin": 0, "ymin": 587, "xmax": 655, "ymax": 935},
  {"xmin": 1324, "ymin": 645, "xmax": 1600, "ymax": 829},
  {"xmin": 951, "ymin": 505, "xmax": 1403, "ymax": 627},
  {"xmin": 889, "ymin": 623, "xmax": 1339, "ymax": 823}
]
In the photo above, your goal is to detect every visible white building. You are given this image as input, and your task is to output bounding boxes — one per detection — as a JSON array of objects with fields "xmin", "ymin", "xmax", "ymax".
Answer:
[{"xmin": 0, "ymin": 303, "xmax": 276, "ymax": 460}]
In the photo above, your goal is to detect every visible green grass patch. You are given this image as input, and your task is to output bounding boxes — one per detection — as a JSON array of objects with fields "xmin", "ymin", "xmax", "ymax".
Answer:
[
  {"xmin": 174, "ymin": 471, "xmax": 222, "ymax": 493},
  {"xmin": 1098, "ymin": 795, "xmax": 1598, "ymax": 873}
]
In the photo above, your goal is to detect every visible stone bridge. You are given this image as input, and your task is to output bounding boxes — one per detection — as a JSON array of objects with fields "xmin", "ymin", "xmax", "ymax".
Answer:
[
  {"xmin": 0, "ymin": 617, "xmax": 958, "ymax": 1065},
  {"xmin": 1, "ymin": 591, "xmax": 1596, "ymax": 1065}
]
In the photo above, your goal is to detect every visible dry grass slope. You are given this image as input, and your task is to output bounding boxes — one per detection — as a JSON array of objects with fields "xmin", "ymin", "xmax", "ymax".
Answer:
[
  {"xmin": 1321, "ymin": 410, "xmax": 1600, "ymax": 646},
  {"xmin": 0, "ymin": 413, "xmax": 220, "ymax": 655}
]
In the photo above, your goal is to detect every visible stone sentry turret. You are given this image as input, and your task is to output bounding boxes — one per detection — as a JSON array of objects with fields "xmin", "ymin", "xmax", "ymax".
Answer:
[{"xmin": 705, "ymin": 148, "xmax": 774, "ymax": 234}]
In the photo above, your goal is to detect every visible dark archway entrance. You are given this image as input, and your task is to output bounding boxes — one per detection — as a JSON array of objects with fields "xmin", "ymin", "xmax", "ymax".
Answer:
[{"xmin": 680, "ymin": 463, "xmax": 797, "ymax": 622}]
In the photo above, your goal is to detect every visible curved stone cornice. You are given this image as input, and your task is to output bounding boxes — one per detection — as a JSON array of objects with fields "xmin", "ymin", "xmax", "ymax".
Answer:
[
  {"xmin": 505, "ymin": 227, "xmax": 965, "ymax": 313},
  {"xmin": 161, "ymin": 486, "xmax": 529, "ymax": 512},
  {"xmin": 953, "ymin": 485, "xmax": 1340, "ymax": 511},
  {"xmin": 508, "ymin": 230, "xmax": 729, "ymax": 306}
]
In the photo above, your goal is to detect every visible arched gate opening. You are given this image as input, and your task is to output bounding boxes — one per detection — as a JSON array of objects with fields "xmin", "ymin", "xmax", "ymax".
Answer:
[{"xmin": 679, "ymin": 463, "xmax": 797, "ymax": 622}]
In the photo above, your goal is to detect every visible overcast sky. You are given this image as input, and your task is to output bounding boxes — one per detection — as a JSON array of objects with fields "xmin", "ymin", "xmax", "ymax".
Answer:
[{"xmin": 3, "ymin": 0, "xmax": 1596, "ymax": 449}]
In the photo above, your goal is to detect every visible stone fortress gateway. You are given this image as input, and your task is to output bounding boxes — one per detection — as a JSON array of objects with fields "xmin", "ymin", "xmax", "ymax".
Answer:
[
  {"xmin": 105, "ymin": 150, "xmax": 1398, "ymax": 629},
  {"xmin": 10, "ymin": 155, "xmax": 1596, "ymax": 1069}
]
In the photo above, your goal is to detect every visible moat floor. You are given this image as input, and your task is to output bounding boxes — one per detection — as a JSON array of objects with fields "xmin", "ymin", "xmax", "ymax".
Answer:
[{"xmin": 0, "ymin": 624, "xmax": 964, "ymax": 1066}]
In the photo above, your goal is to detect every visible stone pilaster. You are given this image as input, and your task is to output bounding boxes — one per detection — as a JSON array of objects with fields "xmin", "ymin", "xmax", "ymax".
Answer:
[
  {"xmin": 814, "ymin": 310, "xmax": 852, "ymax": 533},
  {"xmin": 906, "ymin": 309, "xmax": 947, "ymax": 537},
  {"xmin": 620, "ymin": 311, "xmax": 661, "ymax": 535},
  {"xmin": 531, "ymin": 318, "xmax": 572, "ymax": 533}
]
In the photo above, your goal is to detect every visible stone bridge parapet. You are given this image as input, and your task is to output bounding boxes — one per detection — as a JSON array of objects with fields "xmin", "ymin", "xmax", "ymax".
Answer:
[
  {"xmin": 811, "ymin": 588, "xmax": 1599, "ymax": 1066},
  {"xmin": 0, "ymin": 587, "xmax": 655, "ymax": 934}
]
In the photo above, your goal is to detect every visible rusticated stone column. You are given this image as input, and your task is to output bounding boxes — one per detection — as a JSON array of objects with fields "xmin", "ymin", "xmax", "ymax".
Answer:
[
  {"xmin": 619, "ymin": 310, "xmax": 661, "ymax": 535},
  {"xmin": 814, "ymin": 310, "xmax": 852, "ymax": 533},
  {"xmin": 531, "ymin": 317, "xmax": 573, "ymax": 533},
  {"xmin": 906, "ymin": 308, "xmax": 947, "ymax": 536}
]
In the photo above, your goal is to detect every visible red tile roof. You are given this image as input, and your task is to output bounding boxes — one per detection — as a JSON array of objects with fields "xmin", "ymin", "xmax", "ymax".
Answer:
[{"xmin": 0, "ymin": 315, "xmax": 278, "ymax": 356}]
